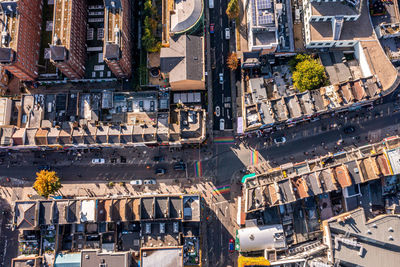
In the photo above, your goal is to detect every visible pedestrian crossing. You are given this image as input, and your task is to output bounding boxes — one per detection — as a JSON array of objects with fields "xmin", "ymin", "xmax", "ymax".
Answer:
[{"xmin": 213, "ymin": 136, "xmax": 235, "ymax": 145}]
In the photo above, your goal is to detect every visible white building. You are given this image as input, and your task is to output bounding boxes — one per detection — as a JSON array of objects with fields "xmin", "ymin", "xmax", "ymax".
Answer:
[
  {"xmin": 0, "ymin": 97, "xmax": 12, "ymax": 126},
  {"xmin": 246, "ymin": 0, "xmax": 280, "ymax": 52},
  {"xmin": 237, "ymin": 224, "xmax": 286, "ymax": 252},
  {"xmin": 303, "ymin": 0, "xmax": 361, "ymax": 48}
]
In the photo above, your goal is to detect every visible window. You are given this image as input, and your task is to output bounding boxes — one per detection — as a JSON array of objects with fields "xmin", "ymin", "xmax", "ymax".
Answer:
[
  {"xmin": 325, "ymin": 17, "xmax": 332, "ymax": 22},
  {"xmin": 348, "ymin": 42, "xmax": 354, "ymax": 46},
  {"xmin": 318, "ymin": 43, "xmax": 324, "ymax": 46}
]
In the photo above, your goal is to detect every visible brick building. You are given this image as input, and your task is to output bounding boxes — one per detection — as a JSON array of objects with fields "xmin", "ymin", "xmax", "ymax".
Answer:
[
  {"xmin": 0, "ymin": 0, "xmax": 42, "ymax": 81},
  {"xmin": 50, "ymin": 0, "xmax": 87, "ymax": 79},
  {"xmin": 103, "ymin": 0, "xmax": 132, "ymax": 78}
]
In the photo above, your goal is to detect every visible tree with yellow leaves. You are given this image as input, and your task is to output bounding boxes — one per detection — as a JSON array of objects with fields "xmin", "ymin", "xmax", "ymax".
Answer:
[
  {"xmin": 227, "ymin": 52, "xmax": 239, "ymax": 70},
  {"xmin": 33, "ymin": 170, "xmax": 62, "ymax": 198}
]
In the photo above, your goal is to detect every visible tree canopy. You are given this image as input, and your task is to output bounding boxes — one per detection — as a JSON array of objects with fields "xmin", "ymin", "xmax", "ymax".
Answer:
[
  {"xmin": 226, "ymin": 0, "xmax": 240, "ymax": 20},
  {"xmin": 292, "ymin": 55, "xmax": 327, "ymax": 92},
  {"xmin": 33, "ymin": 170, "xmax": 62, "ymax": 198},
  {"xmin": 227, "ymin": 52, "xmax": 239, "ymax": 70},
  {"xmin": 142, "ymin": 0, "xmax": 161, "ymax": 52}
]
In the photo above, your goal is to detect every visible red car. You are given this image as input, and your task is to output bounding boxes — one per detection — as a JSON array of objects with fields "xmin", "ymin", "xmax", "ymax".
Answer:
[
  {"xmin": 228, "ymin": 238, "xmax": 235, "ymax": 252},
  {"xmin": 210, "ymin": 23, "xmax": 215, "ymax": 34}
]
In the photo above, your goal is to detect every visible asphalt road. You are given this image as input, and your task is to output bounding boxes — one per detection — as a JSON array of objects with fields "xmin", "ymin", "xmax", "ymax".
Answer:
[
  {"xmin": 208, "ymin": 100, "xmax": 400, "ymax": 185},
  {"xmin": 210, "ymin": 0, "xmax": 233, "ymax": 130}
]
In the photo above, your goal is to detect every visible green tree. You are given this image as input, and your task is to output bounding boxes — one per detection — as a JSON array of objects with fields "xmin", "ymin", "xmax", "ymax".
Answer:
[
  {"xmin": 288, "ymin": 54, "xmax": 312, "ymax": 71},
  {"xmin": 142, "ymin": 27, "xmax": 161, "ymax": 52},
  {"xmin": 33, "ymin": 170, "xmax": 62, "ymax": 198},
  {"xmin": 292, "ymin": 57, "xmax": 327, "ymax": 92},
  {"xmin": 226, "ymin": 0, "xmax": 240, "ymax": 20}
]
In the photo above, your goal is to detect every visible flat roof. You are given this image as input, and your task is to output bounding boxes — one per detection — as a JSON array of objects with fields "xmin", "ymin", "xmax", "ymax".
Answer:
[
  {"xmin": 386, "ymin": 148, "xmax": 400, "ymax": 175},
  {"xmin": 80, "ymin": 200, "xmax": 96, "ymax": 222},
  {"xmin": 238, "ymin": 224, "xmax": 286, "ymax": 252},
  {"xmin": 310, "ymin": 1, "xmax": 359, "ymax": 17},
  {"xmin": 141, "ymin": 248, "xmax": 183, "ymax": 267},
  {"xmin": 81, "ymin": 250, "xmax": 130, "ymax": 267},
  {"xmin": 170, "ymin": 0, "xmax": 203, "ymax": 33},
  {"xmin": 328, "ymin": 209, "xmax": 400, "ymax": 267}
]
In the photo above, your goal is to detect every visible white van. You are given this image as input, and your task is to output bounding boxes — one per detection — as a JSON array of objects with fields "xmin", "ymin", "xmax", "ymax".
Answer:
[
  {"xmin": 225, "ymin": 28, "xmax": 230, "ymax": 40},
  {"xmin": 209, "ymin": 0, "xmax": 214, "ymax": 8},
  {"xmin": 220, "ymin": 118, "xmax": 225, "ymax": 131}
]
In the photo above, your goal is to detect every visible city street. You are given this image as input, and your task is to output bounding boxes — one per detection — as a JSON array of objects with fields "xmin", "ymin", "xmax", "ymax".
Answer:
[
  {"xmin": 2, "ymin": 100, "xmax": 400, "ymax": 186},
  {"xmin": 209, "ymin": 0, "xmax": 234, "ymax": 130}
]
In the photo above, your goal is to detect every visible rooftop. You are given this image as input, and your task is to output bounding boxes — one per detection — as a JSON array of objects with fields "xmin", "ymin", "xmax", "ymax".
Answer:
[
  {"xmin": 310, "ymin": 1, "xmax": 359, "ymax": 17},
  {"xmin": 0, "ymin": 0, "xmax": 18, "ymax": 60},
  {"xmin": 141, "ymin": 248, "xmax": 183, "ymax": 267},
  {"xmin": 104, "ymin": 2, "xmax": 122, "ymax": 60},
  {"xmin": 81, "ymin": 250, "xmax": 130, "ymax": 267},
  {"xmin": 160, "ymin": 35, "xmax": 204, "ymax": 86},
  {"xmin": 169, "ymin": 0, "xmax": 203, "ymax": 34},
  {"xmin": 326, "ymin": 208, "xmax": 400, "ymax": 267},
  {"xmin": 237, "ymin": 224, "xmax": 286, "ymax": 252},
  {"xmin": 51, "ymin": 0, "xmax": 72, "ymax": 59}
]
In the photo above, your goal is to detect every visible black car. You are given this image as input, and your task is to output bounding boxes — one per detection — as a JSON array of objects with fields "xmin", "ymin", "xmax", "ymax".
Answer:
[
  {"xmin": 174, "ymin": 163, "xmax": 186, "ymax": 171},
  {"xmin": 343, "ymin": 126, "xmax": 356, "ymax": 134},
  {"xmin": 154, "ymin": 156, "xmax": 164, "ymax": 162}
]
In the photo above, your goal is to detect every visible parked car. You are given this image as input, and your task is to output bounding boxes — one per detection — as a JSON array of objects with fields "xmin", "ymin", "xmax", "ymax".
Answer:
[
  {"xmin": 220, "ymin": 118, "xmax": 225, "ymax": 131},
  {"xmin": 225, "ymin": 28, "xmax": 230, "ymax": 39},
  {"xmin": 130, "ymin": 180, "xmax": 143, "ymax": 185},
  {"xmin": 219, "ymin": 73, "xmax": 224, "ymax": 84},
  {"xmin": 144, "ymin": 179, "xmax": 157, "ymax": 185},
  {"xmin": 343, "ymin": 126, "xmax": 356, "ymax": 134},
  {"xmin": 228, "ymin": 238, "xmax": 235, "ymax": 252},
  {"xmin": 215, "ymin": 106, "xmax": 221, "ymax": 117},
  {"xmin": 153, "ymin": 156, "xmax": 164, "ymax": 162},
  {"xmin": 174, "ymin": 163, "xmax": 186, "ymax": 171},
  {"xmin": 155, "ymin": 168, "xmax": 166, "ymax": 175},
  {"xmin": 274, "ymin": 136, "xmax": 286, "ymax": 145},
  {"xmin": 210, "ymin": 23, "xmax": 215, "ymax": 33},
  {"xmin": 91, "ymin": 158, "xmax": 105, "ymax": 164}
]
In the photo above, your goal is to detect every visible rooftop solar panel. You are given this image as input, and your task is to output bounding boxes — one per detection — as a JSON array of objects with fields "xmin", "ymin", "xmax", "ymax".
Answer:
[
  {"xmin": 252, "ymin": 0, "xmax": 257, "ymax": 25},
  {"xmin": 257, "ymin": 0, "xmax": 272, "ymax": 10},
  {"xmin": 258, "ymin": 13, "xmax": 273, "ymax": 25}
]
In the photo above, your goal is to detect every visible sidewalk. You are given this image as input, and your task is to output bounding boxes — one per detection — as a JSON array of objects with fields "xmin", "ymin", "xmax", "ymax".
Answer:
[{"xmin": 0, "ymin": 177, "xmax": 224, "ymax": 203}]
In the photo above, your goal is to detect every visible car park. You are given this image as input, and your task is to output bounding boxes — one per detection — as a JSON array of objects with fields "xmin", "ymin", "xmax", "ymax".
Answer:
[
  {"xmin": 210, "ymin": 23, "xmax": 215, "ymax": 33},
  {"xmin": 130, "ymin": 180, "xmax": 143, "ymax": 185},
  {"xmin": 219, "ymin": 73, "xmax": 224, "ymax": 84},
  {"xmin": 215, "ymin": 106, "xmax": 220, "ymax": 117},
  {"xmin": 144, "ymin": 179, "xmax": 157, "ymax": 185},
  {"xmin": 91, "ymin": 158, "xmax": 105, "ymax": 164},
  {"xmin": 274, "ymin": 136, "xmax": 286, "ymax": 145},
  {"xmin": 155, "ymin": 168, "xmax": 166, "ymax": 175}
]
